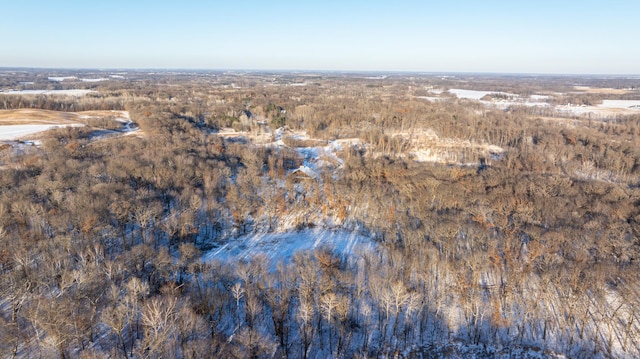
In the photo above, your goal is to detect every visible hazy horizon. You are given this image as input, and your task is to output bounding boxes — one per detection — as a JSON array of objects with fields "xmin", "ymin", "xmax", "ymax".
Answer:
[
  {"xmin": 2, "ymin": 0, "xmax": 639, "ymax": 75},
  {"xmin": 3, "ymin": 67, "xmax": 640, "ymax": 77}
]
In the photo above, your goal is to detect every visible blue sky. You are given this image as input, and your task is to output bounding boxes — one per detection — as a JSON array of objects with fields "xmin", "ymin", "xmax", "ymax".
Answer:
[{"xmin": 1, "ymin": 0, "xmax": 638, "ymax": 74}]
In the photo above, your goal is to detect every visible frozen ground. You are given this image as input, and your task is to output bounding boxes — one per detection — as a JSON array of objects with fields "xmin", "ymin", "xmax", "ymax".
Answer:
[
  {"xmin": 221, "ymin": 125, "xmax": 502, "ymax": 168},
  {"xmin": 81, "ymin": 78, "xmax": 108, "ymax": 82},
  {"xmin": 203, "ymin": 228, "xmax": 375, "ymax": 264},
  {"xmin": 416, "ymin": 96, "xmax": 445, "ymax": 102},
  {"xmin": 218, "ymin": 127, "xmax": 357, "ymax": 172},
  {"xmin": 0, "ymin": 124, "xmax": 84, "ymax": 140},
  {"xmin": 598, "ymin": 100, "xmax": 640, "ymax": 109},
  {"xmin": 0, "ymin": 110, "xmax": 135, "ymax": 142},
  {"xmin": 441, "ymin": 88, "xmax": 640, "ymax": 117},
  {"xmin": 0, "ymin": 89, "xmax": 95, "ymax": 96},
  {"xmin": 48, "ymin": 76, "xmax": 77, "ymax": 82},
  {"xmin": 558, "ymin": 101, "xmax": 640, "ymax": 117},
  {"xmin": 449, "ymin": 88, "xmax": 516, "ymax": 100},
  {"xmin": 446, "ymin": 89, "xmax": 550, "ymax": 110}
]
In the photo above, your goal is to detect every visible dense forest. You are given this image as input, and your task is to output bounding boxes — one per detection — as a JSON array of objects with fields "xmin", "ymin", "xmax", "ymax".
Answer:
[{"xmin": 1, "ymin": 70, "xmax": 640, "ymax": 358}]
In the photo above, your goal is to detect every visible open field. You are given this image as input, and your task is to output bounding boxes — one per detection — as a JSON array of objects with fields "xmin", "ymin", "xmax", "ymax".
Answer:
[
  {"xmin": 0, "ymin": 124, "xmax": 85, "ymax": 141},
  {"xmin": 0, "ymin": 108, "xmax": 84, "ymax": 125},
  {"xmin": 0, "ymin": 109, "xmax": 133, "ymax": 140},
  {"xmin": 203, "ymin": 228, "xmax": 374, "ymax": 265},
  {"xmin": 0, "ymin": 89, "xmax": 96, "ymax": 96},
  {"xmin": 574, "ymin": 85, "xmax": 632, "ymax": 94}
]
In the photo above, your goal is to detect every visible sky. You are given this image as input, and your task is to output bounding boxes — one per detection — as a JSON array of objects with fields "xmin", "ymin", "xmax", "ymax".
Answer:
[{"xmin": 1, "ymin": 0, "xmax": 639, "ymax": 74}]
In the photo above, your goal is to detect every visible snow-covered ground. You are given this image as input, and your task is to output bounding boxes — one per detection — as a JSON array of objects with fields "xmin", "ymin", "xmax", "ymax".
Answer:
[
  {"xmin": 558, "ymin": 100, "xmax": 640, "ymax": 117},
  {"xmin": 416, "ymin": 96, "xmax": 445, "ymax": 102},
  {"xmin": 446, "ymin": 89, "xmax": 550, "ymax": 110},
  {"xmin": 48, "ymin": 76, "xmax": 77, "ymax": 82},
  {"xmin": 449, "ymin": 88, "xmax": 516, "ymax": 100},
  {"xmin": 388, "ymin": 128, "xmax": 505, "ymax": 165},
  {"xmin": 598, "ymin": 99, "xmax": 640, "ymax": 109},
  {"xmin": 0, "ymin": 89, "xmax": 96, "ymax": 96},
  {"xmin": 0, "ymin": 124, "xmax": 84, "ymax": 140},
  {"xmin": 442, "ymin": 88, "xmax": 640, "ymax": 117},
  {"xmin": 81, "ymin": 78, "xmax": 108, "ymax": 82},
  {"xmin": 530, "ymin": 94, "xmax": 550, "ymax": 101},
  {"xmin": 219, "ymin": 126, "xmax": 359, "ymax": 172},
  {"xmin": 0, "ymin": 110, "xmax": 133, "ymax": 141},
  {"xmin": 203, "ymin": 228, "xmax": 374, "ymax": 264}
]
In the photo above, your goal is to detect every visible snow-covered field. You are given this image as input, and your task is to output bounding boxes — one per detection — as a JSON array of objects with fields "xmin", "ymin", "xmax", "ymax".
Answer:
[
  {"xmin": 445, "ymin": 89, "xmax": 551, "ymax": 110},
  {"xmin": 440, "ymin": 88, "xmax": 640, "ymax": 117},
  {"xmin": 558, "ymin": 100, "xmax": 640, "ymax": 117},
  {"xmin": 449, "ymin": 88, "xmax": 516, "ymax": 100},
  {"xmin": 81, "ymin": 78, "xmax": 108, "ymax": 82},
  {"xmin": 530, "ymin": 94, "xmax": 550, "ymax": 100},
  {"xmin": 203, "ymin": 228, "xmax": 374, "ymax": 264},
  {"xmin": 48, "ymin": 76, "xmax": 77, "ymax": 82},
  {"xmin": 0, "ymin": 89, "xmax": 96, "ymax": 96},
  {"xmin": 0, "ymin": 124, "xmax": 84, "ymax": 140},
  {"xmin": 0, "ymin": 110, "xmax": 135, "ymax": 142},
  {"xmin": 598, "ymin": 99, "xmax": 640, "ymax": 109},
  {"xmin": 416, "ymin": 96, "xmax": 445, "ymax": 102}
]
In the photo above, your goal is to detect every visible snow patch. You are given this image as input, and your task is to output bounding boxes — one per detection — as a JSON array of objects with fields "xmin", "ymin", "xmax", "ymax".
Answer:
[
  {"xmin": 48, "ymin": 76, "xmax": 77, "ymax": 82},
  {"xmin": 449, "ymin": 89, "xmax": 516, "ymax": 100},
  {"xmin": 530, "ymin": 94, "xmax": 550, "ymax": 100},
  {"xmin": 203, "ymin": 228, "xmax": 375, "ymax": 264},
  {"xmin": 81, "ymin": 78, "xmax": 108, "ymax": 82},
  {"xmin": 416, "ymin": 96, "xmax": 445, "ymax": 102},
  {"xmin": 0, "ymin": 89, "xmax": 96, "ymax": 96},
  {"xmin": 0, "ymin": 124, "xmax": 84, "ymax": 140},
  {"xmin": 292, "ymin": 165, "xmax": 318, "ymax": 179},
  {"xmin": 598, "ymin": 100, "xmax": 640, "ymax": 109}
]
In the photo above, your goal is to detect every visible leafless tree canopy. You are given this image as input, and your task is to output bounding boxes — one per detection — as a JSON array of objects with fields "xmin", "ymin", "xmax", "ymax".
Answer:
[{"xmin": 1, "ymin": 70, "xmax": 640, "ymax": 358}]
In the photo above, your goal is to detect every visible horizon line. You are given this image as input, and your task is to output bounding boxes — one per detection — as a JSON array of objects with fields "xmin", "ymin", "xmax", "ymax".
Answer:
[{"xmin": 1, "ymin": 66, "xmax": 639, "ymax": 78}]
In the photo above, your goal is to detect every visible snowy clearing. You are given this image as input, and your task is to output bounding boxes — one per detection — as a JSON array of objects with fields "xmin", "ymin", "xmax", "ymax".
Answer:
[
  {"xmin": 446, "ymin": 89, "xmax": 552, "ymax": 109},
  {"xmin": 0, "ymin": 89, "xmax": 96, "ymax": 96},
  {"xmin": 448, "ymin": 88, "xmax": 516, "ymax": 100},
  {"xmin": 416, "ymin": 96, "xmax": 445, "ymax": 102},
  {"xmin": 203, "ymin": 228, "xmax": 375, "ymax": 264},
  {"xmin": 530, "ymin": 94, "xmax": 550, "ymax": 100},
  {"xmin": 0, "ymin": 110, "xmax": 136, "ymax": 141},
  {"xmin": 219, "ymin": 127, "xmax": 357, "ymax": 172},
  {"xmin": 558, "ymin": 101, "xmax": 640, "ymax": 117},
  {"xmin": 598, "ymin": 99, "xmax": 640, "ymax": 109},
  {"xmin": 396, "ymin": 128, "xmax": 505, "ymax": 165},
  {"xmin": 81, "ymin": 78, "xmax": 108, "ymax": 82},
  {"xmin": 48, "ymin": 76, "xmax": 77, "ymax": 82},
  {"xmin": 443, "ymin": 88, "xmax": 640, "ymax": 117},
  {"xmin": 0, "ymin": 124, "xmax": 84, "ymax": 140},
  {"xmin": 220, "ymin": 126, "xmax": 503, "ymax": 168}
]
